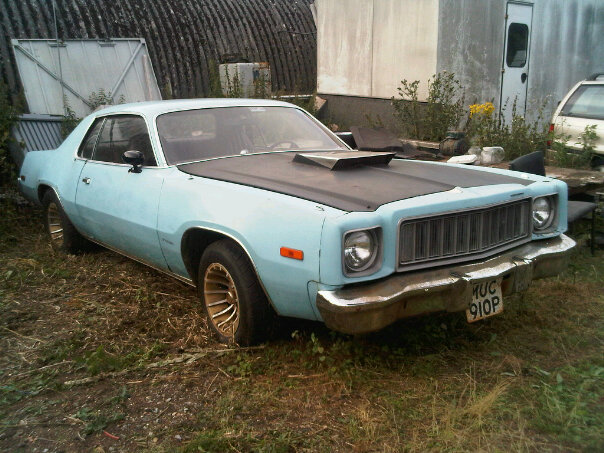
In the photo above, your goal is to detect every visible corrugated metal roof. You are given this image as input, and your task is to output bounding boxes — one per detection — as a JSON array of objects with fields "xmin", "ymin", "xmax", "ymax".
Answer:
[
  {"xmin": 0, "ymin": 0, "xmax": 317, "ymax": 104},
  {"xmin": 11, "ymin": 114, "xmax": 63, "ymax": 167}
]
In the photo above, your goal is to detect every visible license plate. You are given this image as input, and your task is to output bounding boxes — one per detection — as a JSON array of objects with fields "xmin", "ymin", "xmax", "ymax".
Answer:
[{"xmin": 466, "ymin": 278, "xmax": 503, "ymax": 323}]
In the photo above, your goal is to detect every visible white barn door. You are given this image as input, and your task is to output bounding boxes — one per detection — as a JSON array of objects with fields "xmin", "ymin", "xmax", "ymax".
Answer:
[{"xmin": 500, "ymin": 2, "xmax": 533, "ymax": 124}]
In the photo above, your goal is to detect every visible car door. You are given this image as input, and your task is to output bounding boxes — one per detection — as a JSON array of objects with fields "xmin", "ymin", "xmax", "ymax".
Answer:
[{"xmin": 75, "ymin": 114, "xmax": 168, "ymax": 268}]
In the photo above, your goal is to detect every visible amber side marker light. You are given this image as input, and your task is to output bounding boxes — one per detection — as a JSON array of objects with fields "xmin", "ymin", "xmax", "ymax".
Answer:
[{"xmin": 280, "ymin": 247, "xmax": 304, "ymax": 260}]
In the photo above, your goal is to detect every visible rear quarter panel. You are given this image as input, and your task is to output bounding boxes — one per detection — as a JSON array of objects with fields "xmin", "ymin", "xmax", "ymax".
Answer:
[
  {"xmin": 554, "ymin": 115, "xmax": 604, "ymax": 154},
  {"xmin": 552, "ymin": 81, "xmax": 604, "ymax": 155},
  {"xmin": 19, "ymin": 117, "xmax": 95, "ymax": 221}
]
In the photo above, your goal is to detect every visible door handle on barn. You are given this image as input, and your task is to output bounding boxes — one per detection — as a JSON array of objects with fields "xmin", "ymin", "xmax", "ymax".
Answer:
[
  {"xmin": 82, "ymin": 177, "xmax": 91, "ymax": 184},
  {"xmin": 521, "ymin": 73, "xmax": 527, "ymax": 83}
]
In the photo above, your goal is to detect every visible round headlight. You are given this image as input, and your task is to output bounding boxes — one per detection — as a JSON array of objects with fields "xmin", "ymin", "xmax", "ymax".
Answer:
[
  {"xmin": 344, "ymin": 230, "xmax": 378, "ymax": 272},
  {"xmin": 532, "ymin": 197, "xmax": 553, "ymax": 229}
]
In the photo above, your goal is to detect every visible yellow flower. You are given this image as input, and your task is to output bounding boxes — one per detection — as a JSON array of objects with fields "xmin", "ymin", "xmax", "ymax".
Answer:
[{"xmin": 469, "ymin": 102, "xmax": 494, "ymax": 118}]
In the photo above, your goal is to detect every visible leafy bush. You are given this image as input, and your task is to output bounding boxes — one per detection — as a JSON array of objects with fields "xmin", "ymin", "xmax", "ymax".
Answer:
[
  {"xmin": 0, "ymin": 82, "xmax": 22, "ymax": 187},
  {"xmin": 465, "ymin": 98, "xmax": 551, "ymax": 160},
  {"xmin": 551, "ymin": 124, "xmax": 598, "ymax": 168},
  {"xmin": 392, "ymin": 73, "xmax": 555, "ymax": 161},
  {"xmin": 392, "ymin": 71, "xmax": 465, "ymax": 141},
  {"xmin": 60, "ymin": 97, "xmax": 80, "ymax": 138},
  {"xmin": 88, "ymin": 88, "xmax": 124, "ymax": 109},
  {"xmin": 61, "ymin": 89, "xmax": 126, "ymax": 138}
]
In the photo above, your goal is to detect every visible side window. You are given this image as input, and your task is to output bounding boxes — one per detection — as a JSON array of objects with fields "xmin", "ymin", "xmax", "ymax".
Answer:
[
  {"xmin": 92, "ymin": 115, "xmax": 157, "ymax": 166},
  {"xmin": 77, "ymin": 118, "xmax": 104, "ymax": 159}
]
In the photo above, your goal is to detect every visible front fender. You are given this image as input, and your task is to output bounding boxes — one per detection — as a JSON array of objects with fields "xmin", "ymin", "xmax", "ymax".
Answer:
[{"xmin": 157, "ymin": 169, "xmax": 342, "ymax": 320}]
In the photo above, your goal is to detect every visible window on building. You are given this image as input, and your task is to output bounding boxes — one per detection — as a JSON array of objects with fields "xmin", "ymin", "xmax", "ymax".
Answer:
[{"xmin": 506, "ymin": 23, "xmax": 529, "ymax": 68}]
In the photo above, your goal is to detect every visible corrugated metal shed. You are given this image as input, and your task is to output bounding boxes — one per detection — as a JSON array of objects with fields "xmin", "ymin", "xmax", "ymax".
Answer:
[
  {"xmin": 10, "ymin": 114, "xmax": 63, "ymax": 167},
  {"xmin": 12, "ymin": 38, "xmax": 161, "ymax": 117},
  {"xmin": 0, "ymin": 0, "xmax": 317, "ymax": 105}
]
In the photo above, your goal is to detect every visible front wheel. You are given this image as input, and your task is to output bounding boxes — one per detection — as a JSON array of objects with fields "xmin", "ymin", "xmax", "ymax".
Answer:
[{"xmin": 198, "ymin": 239, "xmax": 275, "ymax": 346}]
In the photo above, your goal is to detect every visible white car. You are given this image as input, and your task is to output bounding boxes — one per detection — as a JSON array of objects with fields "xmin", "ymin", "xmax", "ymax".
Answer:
[{"xmin": 550, "ymin": 73, "xmax": 604, "ymax": 166}]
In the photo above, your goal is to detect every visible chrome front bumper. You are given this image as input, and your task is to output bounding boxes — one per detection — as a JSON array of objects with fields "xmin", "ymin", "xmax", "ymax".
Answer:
[{"xmin": 316, "ymin": 234, "xmax": 575, "ymax": 334}]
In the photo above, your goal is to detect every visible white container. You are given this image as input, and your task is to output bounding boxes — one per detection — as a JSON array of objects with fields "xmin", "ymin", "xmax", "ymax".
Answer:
[
  {"xmin": 447, "ymin": 154, "xmax": 479, "ymax": 165},
  {"xmin": 219, "ymin": 62, "xmax": 271, "ymax": 97},
  {"xmin": 481, "ymin": 146, "xmax": 505, "ymax": 164}
]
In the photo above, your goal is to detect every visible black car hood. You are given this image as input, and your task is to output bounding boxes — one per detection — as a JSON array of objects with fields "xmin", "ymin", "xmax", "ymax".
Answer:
[{"xmin": 177, "ymin": 153, "xmax": 532, "ymax": 212}]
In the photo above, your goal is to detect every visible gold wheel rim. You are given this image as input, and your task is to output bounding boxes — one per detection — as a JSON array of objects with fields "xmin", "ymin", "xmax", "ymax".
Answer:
[
  {"xmin": 47, "ymin": 202, "xmax": 63, "ymax": 244},
  {"xmin": 203, "ymin": 263, "xmax": 240, "ymax": 338}
]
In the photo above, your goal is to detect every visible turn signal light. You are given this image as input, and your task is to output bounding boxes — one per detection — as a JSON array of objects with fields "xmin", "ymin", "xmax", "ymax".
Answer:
[{"xmin": 280, "ymin": 247, "xmax": 304, "ymax": 260}]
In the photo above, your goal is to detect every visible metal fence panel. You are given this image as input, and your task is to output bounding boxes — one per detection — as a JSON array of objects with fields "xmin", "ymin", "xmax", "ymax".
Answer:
[{"xmin": 11, "ymin": 38, "xmax": 161, "ymax": 117}]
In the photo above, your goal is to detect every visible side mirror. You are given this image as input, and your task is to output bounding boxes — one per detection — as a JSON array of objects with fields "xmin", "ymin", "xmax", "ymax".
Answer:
[{"xmin": 122, "ymin": 150, "xmax": 144, "ymax": 173}]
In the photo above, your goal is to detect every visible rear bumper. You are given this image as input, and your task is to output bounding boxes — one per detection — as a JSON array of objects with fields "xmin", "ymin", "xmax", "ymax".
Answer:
[{"xmin": 316, "ymin": 234, "xmax": 575, "ymax": 334}]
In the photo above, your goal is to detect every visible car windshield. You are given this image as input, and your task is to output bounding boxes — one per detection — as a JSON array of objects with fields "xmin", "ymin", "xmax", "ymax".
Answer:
[
  {"xmin": 156, "ymin": 106, "xmax": 346, "ymax": 165},
  {"xmin": 561, "ymin": 84, "xmax": 604, "ymax": 120}
]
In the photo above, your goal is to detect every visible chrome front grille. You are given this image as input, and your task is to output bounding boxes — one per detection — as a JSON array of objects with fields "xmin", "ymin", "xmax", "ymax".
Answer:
[{"xmin": 398, "ymin": 199, "xmax": 531, "ymax": 269}]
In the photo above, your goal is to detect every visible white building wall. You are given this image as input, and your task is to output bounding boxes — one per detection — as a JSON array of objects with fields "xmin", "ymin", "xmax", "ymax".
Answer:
[
  {"xmin": 371, "ymin": 0, "xmax": 439, "ymax": 99},
  {"xmin": 316, "ymin": 0, "xmax": 374, "ymax": 97},
  {"xmin": 527, "ymin": 0, "xmax": 604, "ymax": 112},
  {"xmin": 437, "ymin": 0, "xmax": 604, "ymax": 117},
  {"xmin": 316, "ymin": 0, "xmax": 439, "ymax": 100}
]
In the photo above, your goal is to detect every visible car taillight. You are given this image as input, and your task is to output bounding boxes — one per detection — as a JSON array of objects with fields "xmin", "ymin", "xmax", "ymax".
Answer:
[{"xmin": 547, "ymin": 123, "xmax": 554, "ymax": 147}]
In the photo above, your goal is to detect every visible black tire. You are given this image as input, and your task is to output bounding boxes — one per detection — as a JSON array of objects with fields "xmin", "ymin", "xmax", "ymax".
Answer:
[
  {"xmin": 591, "ymin": 155, "xmax": 604, "ymax": 170},
  {"xmin": 198, "ymin": 239, "xmax": 275, "ymax": 346},
  {"xmin": 42, "ymin": 190, "xmax": 89, "ymax": 254}
]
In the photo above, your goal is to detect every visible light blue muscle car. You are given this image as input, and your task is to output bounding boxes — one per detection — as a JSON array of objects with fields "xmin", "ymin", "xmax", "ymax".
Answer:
[{"xmin": 18, "ymin": 99, "xmax": 575, "ymax": 345}]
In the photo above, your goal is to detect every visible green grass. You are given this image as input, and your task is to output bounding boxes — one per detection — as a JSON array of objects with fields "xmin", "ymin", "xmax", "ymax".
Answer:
[{"xmin": 0, "ymin": 199, "xmax": 602, "ymax": 452}]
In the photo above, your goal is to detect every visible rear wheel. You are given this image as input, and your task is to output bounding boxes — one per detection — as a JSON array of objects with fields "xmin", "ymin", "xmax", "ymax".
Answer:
[
  {"xmin": 42, "ymin": 190, "xmax": 89, "ymax": 253},
  {"xmin": 198, "ymin": 239, "xmax": 274, "ymax": 346}
]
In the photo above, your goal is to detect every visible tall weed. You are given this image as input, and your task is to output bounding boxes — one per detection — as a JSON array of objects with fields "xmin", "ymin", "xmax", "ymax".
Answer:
[
  {"xmin": 392, "ymin": 72, "xmax": 465, "ymax": 141},
  {"xmin": 551, "ymin": 124, "xmax": 598, "ymax": 168},
  {"xmin": 392, "ymin": 73, "xmax": 554, "ymax": 161},
  {"xmin": 466, "ymin": 98, "xmax": 551, "ymax": 160}
]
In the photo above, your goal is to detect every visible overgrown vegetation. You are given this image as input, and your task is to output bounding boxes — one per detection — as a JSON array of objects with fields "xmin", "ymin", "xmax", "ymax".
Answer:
[
  {"xmin": 0, "ymin": 81, "xmax": 23, "ymax": 187},
  {"xmin": 60, "ymin": 97, "xmax": 80, "ymax": 139},
  {"xmin": 465, "ymin": 99, "xmax": 552, "ymax": 160},
  {"xmin": 551, "ymin": 124, "xmax": 599, "ymax": 169},
  {"xmin": 1, "ymin": 199, "xmax": 602, "ymax": 451},
  {"xmin": 61, "ymin": 88, "xmax": 126, "ymax": 138},
  {"xmin": 392, "ymin": 71, "xmax": 466, "ymax": 142},
  {"xmin": 392, "ymin": 72, "xmax": 557, "ymax": 160}
]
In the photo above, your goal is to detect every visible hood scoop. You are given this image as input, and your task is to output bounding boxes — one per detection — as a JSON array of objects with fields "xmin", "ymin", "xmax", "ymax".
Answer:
[{"xmin": 293, "ymin": 150, "xmax": 395, "ymax": 170}]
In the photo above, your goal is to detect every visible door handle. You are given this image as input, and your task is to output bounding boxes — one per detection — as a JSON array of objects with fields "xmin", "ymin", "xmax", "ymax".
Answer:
[
  {"xmin": 521, "ymin": 73, "xmax": 527, "ymax": 83},
  {"xmin": 82, "ymin": 177, "xmax": 91, "ymax": 184}
]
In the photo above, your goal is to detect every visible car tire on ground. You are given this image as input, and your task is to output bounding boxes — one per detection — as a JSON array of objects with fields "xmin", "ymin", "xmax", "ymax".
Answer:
[
  {"xmin": 42, "ymin": 190, "xmax": 90, "ymax": 254},
  {"xmin": 591, "ymin": 155, "xmax": 604, "ymax": 171},
  {"xmin": 198, "ymin": 239, "xmax": 275, "ymax": 346}
]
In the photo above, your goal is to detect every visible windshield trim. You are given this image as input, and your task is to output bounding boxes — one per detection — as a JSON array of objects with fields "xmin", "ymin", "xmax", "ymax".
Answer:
[
  {"xmin": 172, "ymin": 148, "xmax": 349, "ymax": 166},
  {"xmin": 155, "ymin": 105, "xmax": 349, "ymax": 166}
]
